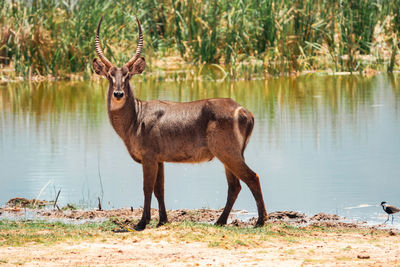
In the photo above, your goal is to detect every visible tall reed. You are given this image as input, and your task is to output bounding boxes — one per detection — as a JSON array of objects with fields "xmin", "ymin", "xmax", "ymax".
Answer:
[{"xmin": 0, "ymin": 0, "xmax": 398, "ymax": 79}]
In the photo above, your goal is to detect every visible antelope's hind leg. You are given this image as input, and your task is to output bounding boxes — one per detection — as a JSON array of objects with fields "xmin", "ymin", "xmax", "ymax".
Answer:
[
  {"xmin": 213, "ymin": 151, "xmax": 267, "ymax": 227},
  {"xmin": 154, "ymin": 162, "xmax": 168, "ymax": 227},
  {"xmin": 227, "ymin": 160, "xmax": 267, "ymax": 227},
  {"xmin": 208, "ymin": 125, "xmax": 267, "ymax": 226},
  {"xmin": 215, "ymin": 168, "xmax": 241, "ymax": 226}
]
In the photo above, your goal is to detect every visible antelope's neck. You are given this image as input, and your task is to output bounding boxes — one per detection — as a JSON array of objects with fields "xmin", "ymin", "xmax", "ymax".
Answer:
[{"xmin": 107, "ymin": 85, "xmax": 141, "ymax": 140}]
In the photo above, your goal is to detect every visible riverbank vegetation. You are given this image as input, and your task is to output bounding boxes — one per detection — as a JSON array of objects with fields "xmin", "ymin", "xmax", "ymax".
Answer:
[{"xmin": 0, "ymin": 0, "xmax": 399, "ymax": 80}]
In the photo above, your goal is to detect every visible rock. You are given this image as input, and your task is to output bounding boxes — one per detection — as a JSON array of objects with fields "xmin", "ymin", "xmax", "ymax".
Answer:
[
  {"xmin": 389, "ymin": 230, "xmax": 396, "ymax": 236},
  {"xmin": 357, "ymin": 251, "xmax": 370, "ymax": 259}
]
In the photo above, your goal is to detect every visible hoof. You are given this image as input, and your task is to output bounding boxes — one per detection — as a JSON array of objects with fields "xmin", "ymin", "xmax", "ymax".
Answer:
[
  {"xmin": 254, "ymin": 220, "xmax": 265, "ymax": 228},
  {"xmin": 215, "ymin": 220, "xmax": 227, "ymax": 226},
  {"xmin": 134, "ymin": 222, "xmax": 147, "ymax": 231},
  {"xmin": 156, "ymin": 220, "xmax": 168, "ymax": 228}
]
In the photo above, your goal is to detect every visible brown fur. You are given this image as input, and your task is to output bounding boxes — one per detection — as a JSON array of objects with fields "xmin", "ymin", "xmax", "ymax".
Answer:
[{"xmin": 92, "ymin": 29, "xmax": 267, "ymax": 231}]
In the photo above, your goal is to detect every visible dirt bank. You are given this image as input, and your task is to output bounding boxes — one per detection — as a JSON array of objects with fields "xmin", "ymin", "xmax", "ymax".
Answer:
[{"xmin": 1, "ymin": 205, "xmax": 357, "ymax": 229}]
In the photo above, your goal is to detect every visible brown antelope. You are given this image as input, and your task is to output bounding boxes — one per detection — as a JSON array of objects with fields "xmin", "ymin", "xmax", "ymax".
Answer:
[{"xmin": 92, "ymin": 17, "xmax": 267, "ymax": 230}]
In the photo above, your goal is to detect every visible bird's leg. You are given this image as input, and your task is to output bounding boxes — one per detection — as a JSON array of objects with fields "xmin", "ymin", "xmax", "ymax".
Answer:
[
  {"xmin": 384, "ymin": 215, "xmax": 389, "ymax": 224},
  {"xmin": 392, "ymin": 215, "xmax": 394, "ymax": 224}
]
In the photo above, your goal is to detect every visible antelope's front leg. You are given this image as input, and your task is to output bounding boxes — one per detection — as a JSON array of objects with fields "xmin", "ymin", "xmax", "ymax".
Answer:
[
  {"xmin": 135, "ymin": 160, "xmax": 158, "ymax": 231},
  {"xmin": 154, "ymin": 162, "xmax": 168, "ymax": 227}
]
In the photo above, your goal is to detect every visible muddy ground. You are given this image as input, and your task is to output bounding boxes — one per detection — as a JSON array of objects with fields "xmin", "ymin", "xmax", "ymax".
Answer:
[
  {"xmin": 1, "ymin": 197, "xmax": 346, "ymax": 227},
  {"xmin": 1, "ymin": 205, "xmax": 352, "ymax": 229}
]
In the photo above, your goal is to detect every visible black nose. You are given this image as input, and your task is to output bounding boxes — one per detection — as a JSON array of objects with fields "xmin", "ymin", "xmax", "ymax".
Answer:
[{"xmin": 113, "ymin": 91, "xmax": 124, "ymax": 99}]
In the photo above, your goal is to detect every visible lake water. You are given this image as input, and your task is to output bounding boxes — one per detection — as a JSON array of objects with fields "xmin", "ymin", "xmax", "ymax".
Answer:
[{"xmin": 1, "ymin": 74, "xmax": 399, "ymax": 225}]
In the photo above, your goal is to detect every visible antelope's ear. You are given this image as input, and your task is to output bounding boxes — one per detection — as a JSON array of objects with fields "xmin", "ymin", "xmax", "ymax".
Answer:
[
  {"xmin": 92, "ymin": 58, "xmax": 109, "ymax": 77},
  {"xmin": 129, "ymin": 57, "xmax": 146, "ymax": 76}
]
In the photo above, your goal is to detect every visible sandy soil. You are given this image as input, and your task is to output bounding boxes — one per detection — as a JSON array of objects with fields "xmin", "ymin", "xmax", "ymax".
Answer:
[{"xmin": 1, "ymin": 230, "xmax": 400, "ymax": 266}]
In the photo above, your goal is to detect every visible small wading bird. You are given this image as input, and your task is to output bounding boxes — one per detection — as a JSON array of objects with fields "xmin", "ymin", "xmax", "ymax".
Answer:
[
  {"xmin": 381, "ymin": 201, "xmax": 400, "ymax": 224},
  {"xmin": 92, "ymin": 16, "xmax": 267, "ymax": 230}
]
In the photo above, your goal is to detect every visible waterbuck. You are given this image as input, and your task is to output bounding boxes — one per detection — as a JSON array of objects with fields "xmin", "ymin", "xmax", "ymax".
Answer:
[{"xmin": 92, "ymin": 17, "xmax": 267, "ymax": 230}]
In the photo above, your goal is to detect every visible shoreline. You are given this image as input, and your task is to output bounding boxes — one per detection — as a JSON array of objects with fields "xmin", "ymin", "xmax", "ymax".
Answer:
[
  {"xmin": 0, "ymin": 206, "xmax": 396, "ymax": 232},
  {"xmin": 1, "ymin": 198, "xmax": 395, "ymax": 231},
  {"xmin": 1, "ymin": 65, "xmax": 399, "ymax": 84}
]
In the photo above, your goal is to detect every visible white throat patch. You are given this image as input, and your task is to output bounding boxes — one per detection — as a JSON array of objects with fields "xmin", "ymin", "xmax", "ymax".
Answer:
[{"xmin": 110, "ymin": 98, "xmax": 126, "ymax": 111}]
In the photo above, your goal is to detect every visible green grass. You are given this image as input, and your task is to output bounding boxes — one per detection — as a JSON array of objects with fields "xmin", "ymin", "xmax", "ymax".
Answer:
[
  {"xmin": 0, "ymin": 220, "xmax": 116, "ymax": 246},
  {"xmin": 0, "ymin": 0, "xmax": 399, "ymax": 80},
  {"xmin": 0, "ymin": 219, "xmax": 390, "ymax": 248}
]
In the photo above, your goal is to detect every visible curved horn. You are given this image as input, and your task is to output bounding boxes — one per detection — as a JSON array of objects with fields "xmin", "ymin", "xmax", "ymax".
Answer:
[
  {"xmin": 124, "ymin": 17, "xmax": 143, "ymax": 68},
  {"xmin": 95, "ymin": 16, "xmax": 112, "ymax": 68}
]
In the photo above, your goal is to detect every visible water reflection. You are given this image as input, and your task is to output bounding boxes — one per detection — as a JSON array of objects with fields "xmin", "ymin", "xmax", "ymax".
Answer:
[
  {"xmin": 1, "ymin": 75, "xmax": 391, "ymax": 122},
  {"xmin": 1, "ymin": 74, "xmax": 399, "ymax": 224}
]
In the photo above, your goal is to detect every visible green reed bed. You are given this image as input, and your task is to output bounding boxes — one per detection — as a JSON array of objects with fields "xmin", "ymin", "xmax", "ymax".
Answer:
[{"xmin": 0, "ymin": 0, "xmax": 399, "ymax": 80}]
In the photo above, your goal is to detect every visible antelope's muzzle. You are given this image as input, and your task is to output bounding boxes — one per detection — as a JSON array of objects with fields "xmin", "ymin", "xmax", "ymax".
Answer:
[{"xmin": 113, "ymin": 91, "xmax": 124, "ymax": 100}]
